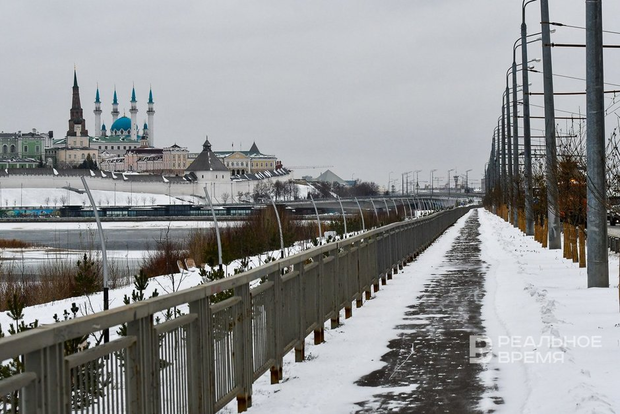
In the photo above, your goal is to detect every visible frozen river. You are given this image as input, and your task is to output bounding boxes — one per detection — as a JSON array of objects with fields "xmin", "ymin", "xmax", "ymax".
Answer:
[{"xmin": 0, "ymin": 220, "xmax": 239, "ymax": 278}]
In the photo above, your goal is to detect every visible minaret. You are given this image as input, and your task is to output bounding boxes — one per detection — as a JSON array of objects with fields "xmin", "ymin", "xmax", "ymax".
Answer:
[
  {"xmin": 111, "ymin": 87, "xmax": 119, "ymax": 123},
  {"xmin": 146, "ymin": 87, "xmax": 155, "ymax": 147},
  {"xmin": 67, "ymin": 68, "xmax": 88, "ymax": 137},
  {"xmin": 129, "ymin": 85, "xmax": 138, "ymax": 141},
  {"xmin": 101, "ymin": 122, "xmax": 107, "ymax": 137},
  {"xmin": 94, "ymin": 85, "xmax": 102, "ymax": 136},
  {"xmin": 141, "ymin": 122, "xmax": 149, "ymax": 147}
]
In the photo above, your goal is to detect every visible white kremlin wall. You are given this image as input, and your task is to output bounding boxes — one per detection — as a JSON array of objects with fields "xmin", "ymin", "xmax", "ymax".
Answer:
[{"xmin": 0, "ymin": 173, "xmax": 262, "ymax": 203}]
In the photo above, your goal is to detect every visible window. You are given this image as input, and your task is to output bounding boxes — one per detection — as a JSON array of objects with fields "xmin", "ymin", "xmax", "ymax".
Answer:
[
  {"xmin": 105, "ymin": 146, "xmax": 108, "ymax": 150},
  {"xmin": 82, "ymin": 154, "xmax": 85, "ymax": 159},
  {"xmin": 24, "ymin": 146, "xmax": 28, "ymax": 152},
  {"xmin": 10, "ymin": 145, "xmax": 15, "ymax": 153},
  {"xmin": 35, "ymin": 146, "xmax": 39, "ymax": 153},
  {"xmin": 2, "ymin": 145, "xmax": 6, "ymax": 154}
]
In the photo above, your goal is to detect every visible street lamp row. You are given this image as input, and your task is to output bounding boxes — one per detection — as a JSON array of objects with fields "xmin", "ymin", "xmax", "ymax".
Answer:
[{"xmin": 485, "ymin": 0, "xmax": 608, "ymax": 287}]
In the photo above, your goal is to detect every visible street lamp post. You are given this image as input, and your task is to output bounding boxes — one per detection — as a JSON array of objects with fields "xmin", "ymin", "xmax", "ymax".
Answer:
[
  {"xmin": 80, "ymin": 177, "xmax": 109, "ymax": 342},
  {"xmin": 540, "ymin": 0, "xmax": 561, "ymax": 249},
  {"xmin": 503, "ymin": 75, "xmax": 513, "ymax": 224},
  {"xmin": 522, "ymin": 0, "xmax": 536, "ymax": 236},
  {"xmin": 465, "ymin": 169, "xmax": 472, "ymax": 193},
  {"xmin": 414, "ymin": 170, "xmax": 421, "ymax": 195},
  {"xmin": 388, "ymin": 171, "xmax": 394, "ymax": 194},
  {"xmin": 447, "ymin": 168, "xmax": 454, "ymax": 203},
  {"xmin": 586, "ymin": 0, "xmax": 608, "ymax": 287},
  {"xmin": 512, "ymin": 44, "xmax": 520, "ymax": 227},
  {"xmin": 430, "ymin": 169, "xmax": 437, "ymax": 198}
]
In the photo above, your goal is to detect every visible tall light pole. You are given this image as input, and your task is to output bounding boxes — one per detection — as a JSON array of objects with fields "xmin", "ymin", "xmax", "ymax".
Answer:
[
  {"xmin": 465, "ymin": 169, "xmax": 472, "ymax": 193},
  {"xmin": 81, "ymin": 177, "xmax": 109, "ymax": 342},
  {"xmin": 540, "ymin": 0, "xmax": 561, "ymax": 249},
  {"xmin": 388, "ymin": 171, "xmax": 394, "ymax": 194},
  {"xmin": 414, "ymin": 170, "xmax": 421, "ymax": 195},
  {"xmin": 503, "ymin": 72, "xmax": 514, "ymax": 224},
  {"xmin": 586, "ymin": 0, "xmax": 608, "ymax": 287},
  {"xmin": 430, "ymin": 169, "xmax": 437, "ymax": 201},
  {"xmin": 403, "ymin": 171, "xmax": 412, "ymax": 194},
  {"xmin": 447, "ymin": 168, "xmax": 454, "ymax": 201},
  {"xmin": 512, "ymin": 42, "xmax": 520, "ymax": 227},
  {"xmin": 522, "ymin": 0, "xmax": 537, "ymax": 236}
]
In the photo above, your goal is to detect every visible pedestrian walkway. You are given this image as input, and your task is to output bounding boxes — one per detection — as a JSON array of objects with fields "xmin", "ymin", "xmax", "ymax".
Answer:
[
  {"xmin": 230, "ymin": 210, "xmax": 490, "ymax": 414},
  {"xmin": 229, "ymin": 208, "xmax": 620, "ymax": 414},
  {"xmin": 354, "ymin": 210, "xmax": 500, "ymax": 413}
]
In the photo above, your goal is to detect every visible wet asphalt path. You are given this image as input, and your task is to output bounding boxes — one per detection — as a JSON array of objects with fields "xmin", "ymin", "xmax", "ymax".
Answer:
[{"xmin": 355, "ymin": 210, "xmax": 501, "ymax": 413}]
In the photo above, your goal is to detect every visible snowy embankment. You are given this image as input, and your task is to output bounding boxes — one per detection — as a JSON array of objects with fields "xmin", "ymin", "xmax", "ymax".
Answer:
[
  {"xmin": 478, "ymin": 209, "xmax": 620, "ymax": 414},
  {"xmin": 0, "ymin": 240, "xmax": 306, "ymax": 331}
]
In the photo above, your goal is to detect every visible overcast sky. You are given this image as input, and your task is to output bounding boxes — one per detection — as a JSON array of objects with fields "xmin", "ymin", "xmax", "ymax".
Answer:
[{"xmin": 2, "ymin": 1, "xmax": 620, "ymax": 190}]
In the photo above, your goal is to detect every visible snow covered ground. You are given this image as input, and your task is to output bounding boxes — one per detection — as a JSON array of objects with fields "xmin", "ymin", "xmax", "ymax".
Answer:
[
  {"xmin": 478, "ymin": 210, "xmax": 620, "ymax": 413},
  {"xmin": 0, "ymin": 182, "xmax": 317, "ymax": 209},
  {"xmin": 2, "ymin": 208, "xmax": 619, "ymax": 413},
  {"xmin": 218, "ymin": 208, "xmax": 620, "ymax": 413},
  {"xmin": 0, "ymin": 187, "xmax": 195, "ymax": 207}
]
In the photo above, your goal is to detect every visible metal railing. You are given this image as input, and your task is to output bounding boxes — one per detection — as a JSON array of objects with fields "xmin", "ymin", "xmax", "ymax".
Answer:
[{"xmin": 0, "ymin": 207, "xmax": 473, "ymax": 413}]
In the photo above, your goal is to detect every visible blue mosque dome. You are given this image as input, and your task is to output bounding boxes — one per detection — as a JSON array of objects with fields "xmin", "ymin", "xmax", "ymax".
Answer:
[{"xmin": 110, "ymin": 116, "xmax": 131, "ymax": 135}]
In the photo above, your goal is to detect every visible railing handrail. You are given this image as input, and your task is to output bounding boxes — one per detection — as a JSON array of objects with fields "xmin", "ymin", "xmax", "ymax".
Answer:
[
  {"xmin": 0, "ymin": 212, "xmax": 437, "ymax": 361},
  {"xmin": 0, "ymin": 206, "xmax": 475, "ymax": 413}
]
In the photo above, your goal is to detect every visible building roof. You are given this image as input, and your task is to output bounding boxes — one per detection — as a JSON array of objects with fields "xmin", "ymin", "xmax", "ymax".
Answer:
[
  {"xmin": 110, "ymin": 116, "xmax": 131, "ymax": 134},
  {"xmin": 313, "ymin": 169, "xmax": 347, "ymax": 185},
  {"xmin": 127, "ymin": 148, "xmax": 162, "ymax": 155},
  {"xmin": 230, "ymin": 167, "xmax": 291, "ymax": 182},
  {"xmin": 186, "ymin": 138, "xmax": 229, "ymax": 172},
  {"xmin": 249, "ymin": 142, "xmax": 260, "ymax": 155},
  {"xmin": 91, "ymin": 135, "xmax": 141, "ymax": 144},
  {"xmin": 0, "ymin": 168, "xmax": 190, "ymax": 185}
]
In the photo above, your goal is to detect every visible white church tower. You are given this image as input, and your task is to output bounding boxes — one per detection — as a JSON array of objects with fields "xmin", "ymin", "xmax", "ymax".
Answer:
[
  {"xmin": 129, "ymin": 86, "xmax": 138, "ymax": 141},
  {"xmin": 147, "ymin": 87, "xmax": 155, "ymax": 147},
  {"xmin": 93, "ymin": 86, "xmax": 102, "ymax": 136}
]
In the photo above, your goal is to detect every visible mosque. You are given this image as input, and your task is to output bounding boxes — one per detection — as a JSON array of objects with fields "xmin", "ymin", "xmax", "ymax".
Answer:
[
  {"xmin": 48, "ymin": 70, "xmax": 157, "ymax": 167},
  {"xmin": 89, "ymin": 84, "xmax": 156, "ymax": 157}
]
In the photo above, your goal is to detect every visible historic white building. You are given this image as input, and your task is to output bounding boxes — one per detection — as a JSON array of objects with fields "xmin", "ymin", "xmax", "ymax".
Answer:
[{"xmin": 185, "ymin": 137, "xmax": 231, "ymax": 198}]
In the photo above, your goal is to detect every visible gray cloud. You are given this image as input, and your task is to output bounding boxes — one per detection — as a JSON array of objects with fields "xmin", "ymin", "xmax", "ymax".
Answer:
[{"xmin": 1, "ymin": 0, "xmax": 618, "ymax": 189}]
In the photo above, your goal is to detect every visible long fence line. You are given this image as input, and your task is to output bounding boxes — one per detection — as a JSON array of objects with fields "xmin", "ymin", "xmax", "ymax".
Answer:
[{"xmin": 0, "ymin": 206, "xmax": 473, "ymax": 414}]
